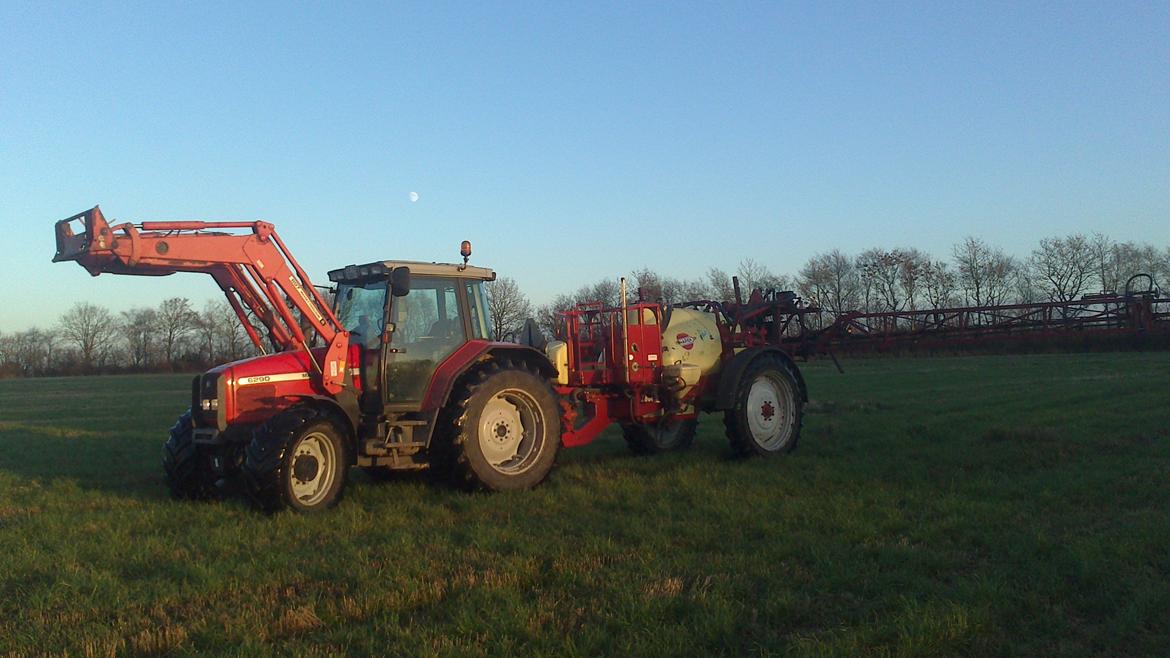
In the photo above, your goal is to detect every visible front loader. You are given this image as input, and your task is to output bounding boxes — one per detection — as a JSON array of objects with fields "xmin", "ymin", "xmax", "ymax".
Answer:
[{"xmin": 54, "ymin": 206, "xmax": 808, "ymax": 513}]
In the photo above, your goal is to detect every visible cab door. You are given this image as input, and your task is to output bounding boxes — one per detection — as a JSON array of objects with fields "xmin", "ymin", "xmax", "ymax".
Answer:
[{"xmin": 382, "ymin": 276, "xmax": 468, "ymax": 407}]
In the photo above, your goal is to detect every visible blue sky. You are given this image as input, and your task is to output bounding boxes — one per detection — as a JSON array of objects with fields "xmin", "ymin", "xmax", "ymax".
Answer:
[{"xmin": 2, "ymin": 1, "xmax": 1167, "ymax": 332}]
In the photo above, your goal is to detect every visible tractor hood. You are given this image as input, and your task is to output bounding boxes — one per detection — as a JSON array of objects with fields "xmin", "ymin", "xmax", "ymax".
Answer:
[{"xmin": 193, "ymin": 346, "xmax": 362, "ymax": 431}]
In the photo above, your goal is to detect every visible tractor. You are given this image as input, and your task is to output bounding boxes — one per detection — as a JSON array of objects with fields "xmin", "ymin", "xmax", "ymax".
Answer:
[{"xmin": 53, "ymin": 206, "xmax": 806, "ymax": 512}]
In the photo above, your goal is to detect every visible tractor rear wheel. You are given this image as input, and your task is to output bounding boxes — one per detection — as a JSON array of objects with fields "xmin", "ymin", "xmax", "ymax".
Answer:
[
  {"xmin": 723, "ymin": 355, "xmax": 803, "ymax": 457},
  {"xmin": 244, "ymin": 408, "xmax": 349, "ymax": 513},
  {"xmin": 442, "ymin": 359, "xmax": 560, "ymax": 491},
  {"xmin": 162, "ymin": 409, "xmax": 219, "ymax": 500},
  {"xmin": 622, "ymin": 418, "xmax": 698, "ymax": 455}
]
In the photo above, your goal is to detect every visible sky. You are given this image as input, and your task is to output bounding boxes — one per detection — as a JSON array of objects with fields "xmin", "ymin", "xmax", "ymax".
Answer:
[{"xmin": 1, "ymin": 1, "xmax": 1168, "ymax": 332}]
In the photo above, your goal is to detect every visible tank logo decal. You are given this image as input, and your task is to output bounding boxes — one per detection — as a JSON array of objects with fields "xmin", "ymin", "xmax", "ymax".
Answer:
[
  {"xmin": 239, "ymin": 372, "xmax": 311, "ymax": 386},
  {"xmin": 676, "ymin": 333, "xmax": 695, "ymax": 350}
]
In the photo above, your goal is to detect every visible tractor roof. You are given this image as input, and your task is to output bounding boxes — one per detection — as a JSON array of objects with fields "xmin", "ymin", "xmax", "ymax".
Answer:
[{"xmin": 328, "ymin": 260, "xmax": 496, "ymax": 282}]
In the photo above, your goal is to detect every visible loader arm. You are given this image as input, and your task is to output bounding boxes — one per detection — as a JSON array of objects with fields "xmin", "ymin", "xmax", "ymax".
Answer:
[{"xmin": 53, "ymin": 206, "xmax": 351, "ymax": 394}]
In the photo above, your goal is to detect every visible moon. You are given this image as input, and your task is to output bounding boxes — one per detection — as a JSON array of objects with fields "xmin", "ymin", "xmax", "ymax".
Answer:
[{"xmin": 409, "ymin": 191, "xmax": 419, "ymax": 203}]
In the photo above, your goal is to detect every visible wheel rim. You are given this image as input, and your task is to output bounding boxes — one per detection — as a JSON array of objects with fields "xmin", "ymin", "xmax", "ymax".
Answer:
[
  {"xmin": 289, "ymin": 431, "xmax": 337, "ymax": 506},
  {"xmin": 478, "ymin": 388, "xmax": 546, "ymax": 475},
  {"xmin": 746, "ymin": 373, "xmax": 795, "ymax": 451}
]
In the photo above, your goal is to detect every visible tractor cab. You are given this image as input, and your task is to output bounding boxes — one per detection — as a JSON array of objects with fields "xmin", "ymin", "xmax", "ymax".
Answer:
[{"xmin": 328, "ymin": 260, "xmax": 497, "ymax": 411}]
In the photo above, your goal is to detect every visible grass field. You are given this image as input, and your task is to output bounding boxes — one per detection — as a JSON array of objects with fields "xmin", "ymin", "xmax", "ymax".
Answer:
[{"xmin": 1, "ymin": 352, "xmax": 1168, "ymax": 657}]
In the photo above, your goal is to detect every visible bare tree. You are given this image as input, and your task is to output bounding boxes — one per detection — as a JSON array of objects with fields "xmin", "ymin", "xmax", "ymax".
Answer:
[
  {"xmin": 898, "ymin": 248, "xmax": 929, "ymax": 311},
  {"xmin": 1089, "ymin": 233, "xmax": 1118, "ymax": 293},
  {"xmin": 578, "ymin": 278, "xmax": 621, "ymax": 307},
  {"xmin": 921, "ymin": 260, "xmax": 958, "ymax": 309},
  {"xmin": 120, "ymin": 308, "xmax": 158, "ymax": 369},
  {"xmin": 1160, "ymin": 247, "xmax": 1170, "ymax": 293},
  {"xmin": 705, "ymin": 267, "xmax": 734, "ymax": 300},
  {"xmin": 798, "ymin": 249, "xmax": 859, "ymax": 317},
  {"xmin": 0, "ymin": 332, "xmax": 11, "ymax": 375},
  {"xmin": 156, "ymin": 297, "xmax": 196, "ymax": 367},
  {"xmin": 59, "ymin": 302, "xmax": 117, "ymax": 370},
  {"xmin": 210, "ymin": 300, "xmax": 250, "ymax": 361},
  {"xmin": 485, "ymin": 277, "xmax": 533, "ymax": 342},
  {"xmin": 194, "ymin": 302, "xmax": 220, "ymax": 363},
  {"xmin": 1029, "ymin": 234, "xmax": 1094, "ymax": 303},
  {"xmin": 668, "ymin": 276, "xmax": 713, "ymax": 303},
  {"xmin": 735, "ymin": 259, "xmax": 769, "ymax": 292},
  {"xmin": 1012, "ymin": 267, "xmax": 1040, "ymax": 305},
  {"xmin": 1110, "ymin": 241, "xmax": 1165, "ymax": 292},
  {"xmin": 857, "ymin": 249, "xmax": 904, "ymax": 311},
  {"xmin": 0, "ymin": 329, "xmax": 52, "ymax": 376},
  {"xmin": 952, "ymin": 237, "xmax": 1015, "ymax": 307},
  {"xmin": 535, "ymin": 292, "xmax": 577, "ymax": 338},
  {"xmin": 630, "ymin": 268, "xmax": 663, "ymax": 303}
]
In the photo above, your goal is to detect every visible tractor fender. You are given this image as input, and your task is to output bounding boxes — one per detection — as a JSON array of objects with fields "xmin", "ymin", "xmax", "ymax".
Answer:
[
  {"xmin": 712, "ymin": 347, "xmax": 808, "ymax": 410},
  {"xmin": 484, "ymin": 344, "xmax": 558, "ymax": 379},
  {"xmin": 417, "ymin": 341, "xmax": 556, "ymax": 449},
  {"xmin": 292, "ymin": 395, "xmax": 359, "ymax": 436},
  {"xmin": 421, "ymin": 341, "xmax": 556, "ymax": 415},
  {"xmin": 295, "ymin": 366, "xmax": 362, "ymax": 437},
  {"xmin": 418, "ymin": 339, "xmax": 549, "ymax": 412}
]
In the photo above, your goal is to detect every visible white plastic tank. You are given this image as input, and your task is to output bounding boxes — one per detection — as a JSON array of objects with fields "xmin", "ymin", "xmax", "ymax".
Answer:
[{"xmin": 660, "ymin": 308, "xmax": 722, "ymax": 376}]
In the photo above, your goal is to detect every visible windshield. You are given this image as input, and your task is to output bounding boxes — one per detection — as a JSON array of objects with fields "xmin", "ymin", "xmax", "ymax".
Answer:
[{"xmin": 334, "ymin": 279, "xmax": 388, "ymax": 348}]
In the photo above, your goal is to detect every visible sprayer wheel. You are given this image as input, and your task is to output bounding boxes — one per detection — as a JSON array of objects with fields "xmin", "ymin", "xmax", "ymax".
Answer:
[
  {"xmin": 724, "ymin": 354, "xmax": 803, "ymax": 457},
  {"xmin": 622, "ymin": 418, "xmax": 698, "ymax": 455}
]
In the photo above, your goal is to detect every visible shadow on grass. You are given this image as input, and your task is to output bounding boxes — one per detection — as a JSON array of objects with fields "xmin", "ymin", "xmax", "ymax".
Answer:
[{"xmin": 0, "ymin": 421, "xmax": 177, "ymax": 502}]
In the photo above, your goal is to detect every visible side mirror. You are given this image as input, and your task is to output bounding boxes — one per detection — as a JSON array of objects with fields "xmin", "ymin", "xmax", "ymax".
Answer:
[{"xmin": 391, "ymin": 267, "xmax": 411, "ymax": 297}]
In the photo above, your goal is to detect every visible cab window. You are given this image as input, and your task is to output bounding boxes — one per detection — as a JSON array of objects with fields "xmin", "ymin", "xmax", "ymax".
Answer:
[
  {"xmin": 334, "ymin": 279, "xmax": 388, "ymax": 348},
  {"xmin": 466, "ymin": 280, "xmax": 493, "ymax": 340}
]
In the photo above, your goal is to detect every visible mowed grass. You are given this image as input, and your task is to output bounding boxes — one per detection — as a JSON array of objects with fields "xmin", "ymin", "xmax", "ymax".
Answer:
[{"xmin": 1, "ymin": 353, "xmax": 1168, "ymax": 657}]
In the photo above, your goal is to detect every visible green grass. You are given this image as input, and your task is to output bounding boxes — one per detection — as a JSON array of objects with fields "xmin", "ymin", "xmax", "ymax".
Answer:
[{"xmin": 1, "ymin": 353, "xmax": 1168, "ymax": 657}]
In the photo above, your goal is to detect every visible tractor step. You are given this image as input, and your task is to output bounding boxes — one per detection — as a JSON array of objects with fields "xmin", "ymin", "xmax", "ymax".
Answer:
[{"xmin": 363, "ymin": 419, "xmax": 429, "ymax": 457}]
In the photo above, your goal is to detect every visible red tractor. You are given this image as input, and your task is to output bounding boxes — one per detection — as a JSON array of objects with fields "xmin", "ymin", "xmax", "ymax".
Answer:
[{"xmin": 54, "ymin": 207, "xmax": 806, "ymax": 512}]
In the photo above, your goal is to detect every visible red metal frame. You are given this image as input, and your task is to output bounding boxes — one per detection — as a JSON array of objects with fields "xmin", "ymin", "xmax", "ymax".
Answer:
[
  {"xmin": 54, "ymin": 206, "xmax": 351, "ymax": 393},
  {"xmin": 554, "ymin": 301, "xmax": 703, "ymax": 447},
  {"xmin": 792, "ymin": 291, "xmax": 1170, "ymax": 355}
]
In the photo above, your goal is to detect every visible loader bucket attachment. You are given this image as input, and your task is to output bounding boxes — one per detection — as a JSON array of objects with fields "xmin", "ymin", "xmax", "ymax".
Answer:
[
  {"xmin": 53, "ymin": 206, "xmax": 110, "ymax": 266},
  {"xmin": 52, "ymin": 206, "xmax": 170, "ymax": 278}
]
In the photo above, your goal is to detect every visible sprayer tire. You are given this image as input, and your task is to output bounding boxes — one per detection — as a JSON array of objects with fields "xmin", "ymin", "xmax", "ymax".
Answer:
[
  {"xmin": 724, "ymin": 354, "xmax": 803, "ymax": 457},
  {"xmin": 622, "ymin": 418, "xmax": 698, "ymax": 455}
]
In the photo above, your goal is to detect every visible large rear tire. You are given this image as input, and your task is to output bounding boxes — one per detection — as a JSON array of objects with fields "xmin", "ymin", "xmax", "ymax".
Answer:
[
  {"xmin": 244, "ymin": 408, "xmax": 349, "ymax": 513},
  {"xmin": 723, "ymin": 355, "xmax": 803, "ymax": 457},
  {"xmin": 622, "ymin": 418, "xmax": 698, "ymax": 455},
  {"xmin": 162, "ymin": 409, "xmax": 219, "ymax": 500},
  {"xmin": 441, "ymin": 359, "xmax": 561, "ymax": 491}
]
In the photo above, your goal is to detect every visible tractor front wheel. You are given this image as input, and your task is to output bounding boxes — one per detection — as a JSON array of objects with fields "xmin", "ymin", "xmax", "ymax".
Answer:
[
  {"xmin": 162, "ymin": 409, "xmax": 220, "ymax": 500},
  {"xmin": 443, "ymin": 359, "xmax": 561, "ymax": 491},
  {"xmin": 622, "ymin": 418, "xmax": 698, "ymax": 455},
  {"xmin": 244, "ymin": 408, "xmax": 349, "ymax": 513},
  {"xmin": 723, "ymin": 355, "xmax": 803, "ymax": 457}
]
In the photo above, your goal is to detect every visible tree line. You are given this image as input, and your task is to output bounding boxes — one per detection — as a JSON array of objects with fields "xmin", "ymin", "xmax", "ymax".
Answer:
[
  {"xmin": 4, "ymin": 232, "xmax": 1165, "ymax": 377},
  {"xmin": 0, "ymin": 298, "xmax": 255, "ymax": 378},
  {"xmin": 487, "ymin": 232, "xmax": 1169, "ymax": 338}
]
